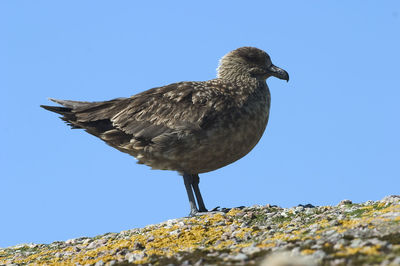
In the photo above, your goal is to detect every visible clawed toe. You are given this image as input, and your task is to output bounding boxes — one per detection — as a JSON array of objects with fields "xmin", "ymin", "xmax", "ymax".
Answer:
[{"xmin": 188, "ymin": 206, "xmax": 239, "ymax": 217}]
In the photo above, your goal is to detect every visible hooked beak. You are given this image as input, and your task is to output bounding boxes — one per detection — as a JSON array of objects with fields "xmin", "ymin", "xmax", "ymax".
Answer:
[{"xmin": 268, "ymin": 64, "xmax": 289, "ymax": 82}]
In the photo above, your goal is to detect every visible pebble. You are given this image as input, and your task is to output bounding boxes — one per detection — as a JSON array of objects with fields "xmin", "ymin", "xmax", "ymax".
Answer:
[
  {"xmin": 65, "ymin": 238, "xmax": 77, "ymax": 245},
  {"xmin": 305, "ymin": 208, "xmax": 316, "ymax": 215},
  {"xmin": 241, "ymin": 246, "xmax": 260, "ymax": 255},
  {"xmin": 338, "ymin": 199, "xmax": 352, "ymax": 205},
  {"xmin": 87, "ymin": 239, "xmax": 107, "ymax": 249},
  {"xmin": 94, "ymin": 260, "xmax": 104, "ymax": 266},
  {"xmin": 231, "ymin": 253, "xmax": 248, "ymax": 261},
  {"xmin": 350, "ymin": 238, "xmax": 364, "ymax": 248},
  {"xmin": 125, "ymin": 252, "xmax": 145, "ymax": 262},
  {"xmin": 82, "ymin": 239, "xmax": 91, "ymax": 245},
  {"xmin": 382, "ymin": 195, "xmax": 400, "ymax": 204},
  {"xmin": 391, "ymin": 256, "xmax": 400, "ymax": 264},
  {"xmin": 312, "ymin": 250, "xmax": 326, "ymax": 260}
]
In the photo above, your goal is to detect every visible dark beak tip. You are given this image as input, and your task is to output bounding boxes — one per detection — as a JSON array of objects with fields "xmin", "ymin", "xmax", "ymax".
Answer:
[{"xmin": 284, "ymin": 71, "xmax": 289, "ymax": 82}]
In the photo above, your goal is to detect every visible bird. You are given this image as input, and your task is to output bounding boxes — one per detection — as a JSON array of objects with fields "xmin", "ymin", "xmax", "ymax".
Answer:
[{"xmin": 41, "ymin": 46, "xmax": 289, "ymax": 216}]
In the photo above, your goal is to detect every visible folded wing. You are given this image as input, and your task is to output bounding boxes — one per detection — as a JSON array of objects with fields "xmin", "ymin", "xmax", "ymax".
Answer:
[{"xmin": 41, "ymin": 81, "xmax": 229, "ymax": 157}]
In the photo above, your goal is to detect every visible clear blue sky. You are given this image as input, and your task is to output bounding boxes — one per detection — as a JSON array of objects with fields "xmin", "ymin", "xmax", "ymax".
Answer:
[{"xmin": 1, "ymin": 1, "xmax": 399, "ymax": 248}]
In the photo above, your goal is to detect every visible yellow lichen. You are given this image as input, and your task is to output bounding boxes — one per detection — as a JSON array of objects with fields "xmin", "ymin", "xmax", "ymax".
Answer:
[
  {"xmin": 234, "ymin": 228, "xmax": 253, "ymax": 239},
  {"xmin": 301, "ymin": 249, "xmax": 315, "ymax": 255},
  {"xmin": 336, "ymin": 245, "xmax": 381, "ymax": 257},
  {"xmin": 257, "ymin": 242, "xmax": 276, "ymax": 249},
  {"xmin": 226, "ymin": 208, "xmax": 242, "ymax": 217}
]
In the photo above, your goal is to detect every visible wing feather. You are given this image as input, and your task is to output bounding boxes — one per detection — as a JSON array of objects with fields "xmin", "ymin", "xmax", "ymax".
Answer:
[
  {"xmin": 46, "ymin": 80, "xmax": 237, "ymax": 152},
  {"xmin": 110, "ymin": 82, "xmax": 214, "ymax": 141}
]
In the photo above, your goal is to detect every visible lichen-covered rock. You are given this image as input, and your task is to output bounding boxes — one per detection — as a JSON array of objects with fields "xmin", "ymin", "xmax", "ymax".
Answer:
[{"xmin": 1, "ymin": 196, "xmax": 399, "ymax": 265}]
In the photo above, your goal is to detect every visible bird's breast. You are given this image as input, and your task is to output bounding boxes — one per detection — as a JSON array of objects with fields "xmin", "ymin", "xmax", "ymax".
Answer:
[
  {"xmin": 134, "ymin": 84, "xmax": 271, "ymax": 174},
  {"xmin": 180, "ymin": 87, "xmax": 271, "ymax": 173}
]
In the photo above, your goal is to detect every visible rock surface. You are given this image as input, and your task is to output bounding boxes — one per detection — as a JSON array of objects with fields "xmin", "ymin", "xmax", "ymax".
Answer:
[{"xmin": 1, "ymin": 196, "xmax": 399, "ymax": 265}]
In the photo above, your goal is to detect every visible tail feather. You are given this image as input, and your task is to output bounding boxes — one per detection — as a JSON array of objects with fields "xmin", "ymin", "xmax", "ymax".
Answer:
[
  {"xmin": 40, "ymin": 105, "xmax": 72, "ymax": 115},
  {"xmin": 41, "ymin": 98, "xmax": 119, "ymax": 132},
  {"xmin": 41, "ymin": 97, "xmax": 151, "ymax": 153},
  {"xmin": 48, "ymin": 98, "xmax": 91, "ymax": 109},
  {"xmin": 40, "ymin": 103, "xmax": 80, "ymax": 128},
  {"xmin": 41, "ymin": 97, "xmax": 131, "ymax": 133}
]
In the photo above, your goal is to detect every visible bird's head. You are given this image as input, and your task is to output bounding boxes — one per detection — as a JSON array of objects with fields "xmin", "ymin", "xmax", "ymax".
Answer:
[{"xmin": 217, "ymin": 47, "xmax": 289, "ymax": 82}]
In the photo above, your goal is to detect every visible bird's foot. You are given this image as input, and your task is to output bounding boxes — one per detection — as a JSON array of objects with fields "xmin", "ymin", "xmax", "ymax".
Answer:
[
  {"xmin": 297, "ymin": 203, "xmax": 315, "ymax": 208},
  {"xmin": 187, "ymin": 206, "xmax": 246, "ymax": 217},
  {"xmin": 187, "ymin": 206, "xmax": 242, "ymax": 217},
  {"xmin": 198, "ymin": 207, "xmax": 208, "ymax": 212},
  {"xmin": 210, "ymin": 206, "xmax": 245, "ymax": 213},
  {"xmin": 188, "ymin": 211, "xmax": 208, "ymax": 217},
  {"xmin": 188, "ymin": 211, "xmax": 225, "ymax": 217},
  {"xmin": 187, "ymin": 208, "xmax": 222, "ymax": 217}
]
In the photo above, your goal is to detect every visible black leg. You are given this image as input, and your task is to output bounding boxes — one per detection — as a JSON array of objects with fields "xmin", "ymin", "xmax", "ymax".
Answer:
[
  {"xmin": 182, "ymin": 174, "xmax": 198, "ymax": 216},
  {"xmin": 192, "ymin": 174, "xmax": 208, "ymax": 212}
]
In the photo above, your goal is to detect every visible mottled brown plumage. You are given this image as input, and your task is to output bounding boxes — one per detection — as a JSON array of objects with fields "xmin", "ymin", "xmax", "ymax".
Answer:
[{"xmin": 41, "ymin": 47, "xmax": 289, "ymax": 216}]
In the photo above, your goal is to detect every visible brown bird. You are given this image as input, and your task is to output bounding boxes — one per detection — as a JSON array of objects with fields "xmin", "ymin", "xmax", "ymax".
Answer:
[{"xmin": 41, "ymin": 47, "xmax": 289, "ymax": 216}]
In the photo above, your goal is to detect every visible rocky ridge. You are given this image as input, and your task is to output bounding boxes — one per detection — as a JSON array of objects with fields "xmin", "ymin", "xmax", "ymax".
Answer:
[{"xmin": 1, "ymin": 196, "xmax": 399, "ymax": 265}]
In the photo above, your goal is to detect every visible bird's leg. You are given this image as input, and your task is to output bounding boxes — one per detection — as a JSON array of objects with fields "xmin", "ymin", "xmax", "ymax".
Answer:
[
  {"xmin": 191, "ymin": 174, "xmax": 208, "ymax": 212},
  {"xmin": 182, "ymin": 174, "xmax": 199, "ymax": 216}
]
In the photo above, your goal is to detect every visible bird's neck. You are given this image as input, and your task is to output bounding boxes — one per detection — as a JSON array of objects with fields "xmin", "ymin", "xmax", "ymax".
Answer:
[
  {"xmin": 217, "ymin": 65, "xmax": 268, "ymax": 91},
  {"xmin": 218, "ymin": 73, "xmax": 266, "ymax": 96},
  {"xmin": 217, "ymin": 64, "xmax": 253, "ymax": 82}
]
